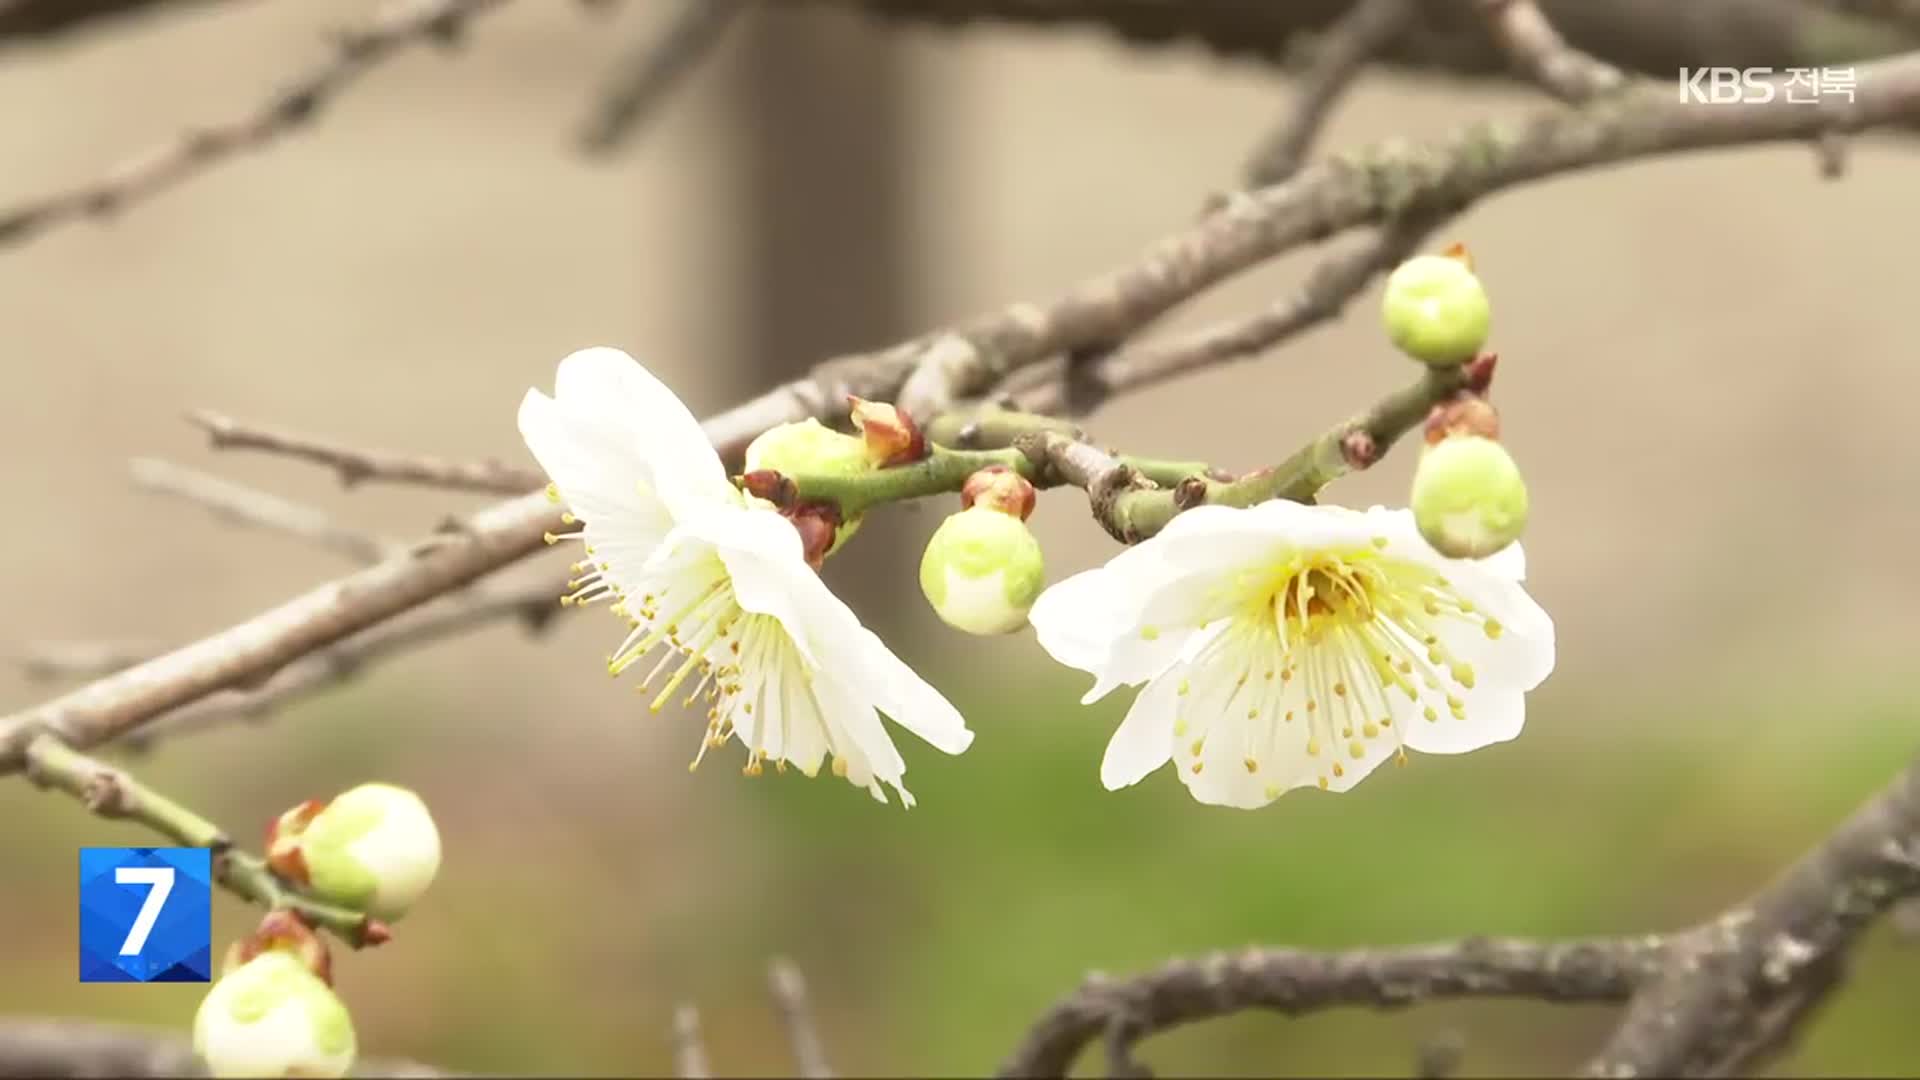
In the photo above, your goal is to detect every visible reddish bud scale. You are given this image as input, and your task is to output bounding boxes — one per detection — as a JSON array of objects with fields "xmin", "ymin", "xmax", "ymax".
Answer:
[
  {"xmin": 738, "ymin": 469, "xmax": 798, "ymax": 507},
  {"xmin": 1442, "ymin": 241, "xmax": 1475, "ymax": 270},
  {"xmin": 265, "ymin": 799, "xmax": 326, "ymax": 887},
  {"xmin": 785, "ymin": 504, "xmax": 842, "ymax": 570},
  {"xmin": 848, "ymin": 396, "xmax": 928, "ymax": 467},
  {"xmin": 225, "ymin": 910, "xmax": 332, "ymax": 985},
  {"xmin": 1463, "ymin": 351, "xmax": 1499, "ymax": 396},
  {"xmin": 960, "ymin": 465, "xmax": 1037, "ymax": 520},
  {"xmin": 1424, "ymin": 395, "xmax": 1501, "ymax": 445}
]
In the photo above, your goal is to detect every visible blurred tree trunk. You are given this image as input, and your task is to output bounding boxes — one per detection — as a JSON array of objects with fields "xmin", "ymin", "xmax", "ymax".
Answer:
[{"xmin": 726, "ymin": 4, "xmax": 918, "ymax": 612}]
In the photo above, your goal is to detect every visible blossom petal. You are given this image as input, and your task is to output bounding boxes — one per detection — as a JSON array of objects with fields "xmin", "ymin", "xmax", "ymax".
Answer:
[
  {"xmin": 517, "ymin": 387, "xmax": 674, "ymax": 593},
  {"xmin": 1099, "ymin": 672, "xmax": 1180, "ymax": 790},
  {"xmin": 663, "ymin": 502, "xmax": 974, "ymax": 758},
  {"xmin": 551, "ymin": 347, "xmax": 736, "ymax": 517},
  {"xmin": 1400, "ymin": 686, "xmax": 1525, "ymax": 755}
]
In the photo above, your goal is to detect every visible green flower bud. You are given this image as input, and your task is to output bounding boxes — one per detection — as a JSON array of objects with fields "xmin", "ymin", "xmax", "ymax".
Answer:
[
  {"xmin": 1382, "ymin": 252, "xmax": 1491, "ymax": 366},
  {"xmin": 744, "ymin": 418, "xmax": 868, "ymax": 478},
  {"xmin": 1410, "ymin": 435, "xmax": 1529, "ymax": 559},
  {"xmin": 919, "ymin": 507, "xmax": 1045, "ymax": 636},
  {"xmin": 193, "ymin": 951, "xmax": 356, "ymax": 1079},
  {"xmin": 268, "ymin": 783, "xmax": 441, "ymax": 922},
  {"xmin": 743, "ymin": 418, "xmax": 867, "ymax": 553}
]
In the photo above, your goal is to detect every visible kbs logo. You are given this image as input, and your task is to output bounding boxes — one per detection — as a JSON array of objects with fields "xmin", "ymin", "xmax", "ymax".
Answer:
[{"xmin": 1679, "ymin": 67, "xmax": 1857, "ymax": 105}]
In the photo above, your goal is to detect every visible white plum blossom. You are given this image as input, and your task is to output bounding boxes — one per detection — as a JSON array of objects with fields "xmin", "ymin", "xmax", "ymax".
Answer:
[
  {"xmin": 1028, "ymin": 500, "xmax": 1553, "ymax": 808},
  {"xmin": 517, "ymin": 348, "xmax": 973, "ymax": 805}
]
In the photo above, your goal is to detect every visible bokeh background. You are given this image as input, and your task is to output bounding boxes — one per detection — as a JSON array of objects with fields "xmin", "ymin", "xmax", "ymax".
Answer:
[{"xmin": 2, "ymin": 2, "xmax": 1917, "ymax": 1076}]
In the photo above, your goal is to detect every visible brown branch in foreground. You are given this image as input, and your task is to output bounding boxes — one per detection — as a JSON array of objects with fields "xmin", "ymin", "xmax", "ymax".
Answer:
[
  {"xmin": 1474, "ymin": 0, "xmax": 1629, "ymax": 102},
  {"xmin": 1244, "ymin": 0, "xmax": 1418, "ymax": 186},
  {"xmin": 6, "ymin": 54, "xmax": 1920, "ymax": 775},
  {"xmin": 0, "ymin": 1017, "xmax": 451, "ymax": 1078},
  {"xmin": 577, "ymin": 0, "xmax": 747, "ymax": 154},
  {"xmin": 999, "ymin": 935, "xmax": 1664, "ymax": 1078},
  {"xmin": 0, "ymin": 0, "xmax": 514, "ymax": 250},
  {"xmin": 131, "ymin": 457, "xmax": 393, "ymax": 563},
  {"xmin": 190, "ymin": 410, "xmax": 544, "ymax": 495}
]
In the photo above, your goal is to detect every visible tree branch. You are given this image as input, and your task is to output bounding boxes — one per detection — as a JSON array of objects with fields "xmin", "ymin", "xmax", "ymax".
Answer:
[
  {"xmin": 999, "ymin": 935, "xmax": 1664, "ymax": 1078},
  {"xmin": 189, "ymin": 410, "xmax": 544, "ymax": 496},
  {"xmin": 119, "ymin": 567, "xmax": 571, "ymax": 752},
  {"xmin": 671, "ymin": 1005, "xmax": 711, "ymax": 1080},
  {"xmin": 769, "ymin": 957, "xmax": 834, "ymax": 1080},
  {"xmin": 577, "ymin": 0, "xmax": 747, "ymax": 154},
  {"xmin": 22, "ymin": 735, "xmax": 387, "ymax": 946},
  {"xmin": 1474, "ymin": 0, "xmax": 1629, "ymax": 102},
  {"xmin": 6, "ymin": 53, "xmax": 1920, "ymax": 772},
  {"xmin": 0, "ymin": 1017, "xmax": 451, "ymax": 1078},
  {"xmin": 1244, "ymin": 0, "xmax": 1418, "ymax": 186},
  {"xmin": 1581, "ymin": 751, "xmax": 1920, "ymax": 1078},
  {"xmin": 131, "ymin": 457, "xmax": 392, "ymax": 563},
  {"xmin": 889, "ymin": 51, "xmax": 1920, "ymax": 419},
  {"xmin": 0, "ymin": 0, "xmax": 516, "ymax": 250}
]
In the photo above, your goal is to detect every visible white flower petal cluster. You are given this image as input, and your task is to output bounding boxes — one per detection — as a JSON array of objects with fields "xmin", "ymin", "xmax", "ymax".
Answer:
[
  {"xmin": 1030, "ymin": 501, "xmax": 1554, "ymax": 808},
  {"xmin": 518, "ymin": 348, "xmax": 973, "ymax": 805}
]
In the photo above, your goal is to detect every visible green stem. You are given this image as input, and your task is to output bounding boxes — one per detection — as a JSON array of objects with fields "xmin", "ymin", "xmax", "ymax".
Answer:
[
  {"xmin": 787, "ymin": 446, "xmax": 1033, "ymax": 515},
  {"xmin": 783, "ymin": 369, "xmax": 1460, "ymax": 542},
  {"xmin": 24, "ymin": 733, "xmax": 381, "ymax": 946},
  {"xmin": 1096, "ymin": 366, "xmax": 1466, "ymax": 540},
  {"xmin": 926, "ymin": 407, "xmax": 1217, "ymax": 486}
]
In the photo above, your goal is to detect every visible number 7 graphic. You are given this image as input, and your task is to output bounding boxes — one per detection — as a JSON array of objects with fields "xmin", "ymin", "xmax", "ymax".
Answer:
[{"xmin": 114, "ymin": 865, "xmax": 175, "ymax": 956}]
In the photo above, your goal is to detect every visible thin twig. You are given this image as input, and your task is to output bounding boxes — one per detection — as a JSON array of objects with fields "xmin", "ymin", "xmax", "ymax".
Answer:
[
  {"xmin": 671, "ymin": 1005, "xmax": 712, "ymax": 1080},
  {"xmin": 769, "ymin": 957, "xmax": 835, "ymax": 1079},
  {"xmin": 190, "ymin": 410, "xmax": 544, "ymax": 495},
  {"xmin": 1017, "ymin": 214, "xmax": 1445, "ymax": 417},
  {"xmin": 22, "ymin": 735, "xmax": 388, "ymax": 946},
  {"xmin": 0, "ymin": 0, "xmax": 515, "ymax": 251},
  {"xmin": 1244, "ymin": 0, "xmax": 1417, "ymax": 186},
  {"xmin": 131, "ymin": 457, "xmax": 392, "ymax": 563},
  {"xmin": 121, "ymin": 567, "xmax": 571, "ymax": 751},
  {"xmin": 577, "ymin": 0, "xmax": 746, "ymax": 154},
  {"xmin": 9, "ymin": 641, "xmax": 157, "ymax": 683},
  {"xmin": 1474, "ymin": 0, "xmax": 1627, "ymax": 103},
  {"xmin": 0, "ymin": 1017, "xmax": 453, "ymax": 1078},
  {"xmin": 999, "ymin": 935, "xmax": 1665, "ymax": 1077}
]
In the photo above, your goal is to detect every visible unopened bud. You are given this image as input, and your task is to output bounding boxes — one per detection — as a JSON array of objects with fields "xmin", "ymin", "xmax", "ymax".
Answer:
[
  {"xmin": 1410, "ymin": 435, "xmax": 1529, "ymax": 560},
  {"xmin": 919, "ymin": 507, "xmax": 1046, "ymax": 635},
  {"xmin": 193, "ymin": 950, "xmax": 356, "ymax": 1079},
  {"xmin": 1382, "ymin": 251, "xmax": 1491, "ymax": 367},
  {"xmin": 267, "ymin": 783, "xmax": 441, "ymax": 922},
  {"xmin": 745, "ymin": 418, "xmax": 869, "ymax": 479},
  {"xmin": 1424, "ymin": 395, "xmax": 1500, "ymax": 444},
  {"xmin": 848, "ymin": 397, "xmax": 927, "ymax": 467},
  {"xmin": 960, "ymin": 465, "xmax": 1036, "ymax": 520}
]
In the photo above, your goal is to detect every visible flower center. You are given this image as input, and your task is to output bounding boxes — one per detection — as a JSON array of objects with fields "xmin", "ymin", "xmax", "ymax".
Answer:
[{"xmin": 1175, "ymin": 547, "xmax": 1505, "ymax": 797}]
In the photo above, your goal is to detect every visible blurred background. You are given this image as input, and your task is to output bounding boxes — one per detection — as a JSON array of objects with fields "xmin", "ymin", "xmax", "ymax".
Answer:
[{"xmin": 2, "ymin": 2, "xmax": 1917, "ymax": 1075}]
